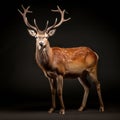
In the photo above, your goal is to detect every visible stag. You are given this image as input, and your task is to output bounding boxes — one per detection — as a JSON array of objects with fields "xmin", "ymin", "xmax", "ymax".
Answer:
[{"xmin": 18, "ymin": 5, "xmax": 104, "ymax": 114}]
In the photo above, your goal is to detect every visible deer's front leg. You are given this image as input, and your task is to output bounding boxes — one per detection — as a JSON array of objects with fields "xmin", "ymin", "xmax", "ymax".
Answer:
[
  {"xmin": 57, "ymin": 75, "xmax": 65, "ymax": 115},
  {"xmin": 48, "ymin": 78, "xmax": 56, "ymax": 113}
]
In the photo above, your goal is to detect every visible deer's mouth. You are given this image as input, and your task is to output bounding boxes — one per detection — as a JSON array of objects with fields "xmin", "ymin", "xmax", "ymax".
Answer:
[{"xmin": 38, "ymin": 44, "xmax": 46, "ymax": 51}]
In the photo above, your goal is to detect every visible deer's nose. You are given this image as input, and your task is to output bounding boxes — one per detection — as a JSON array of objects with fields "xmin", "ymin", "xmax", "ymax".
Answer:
[{"xmin": 39, "ymin": 42, "xmax": 44, "ymax": 47}]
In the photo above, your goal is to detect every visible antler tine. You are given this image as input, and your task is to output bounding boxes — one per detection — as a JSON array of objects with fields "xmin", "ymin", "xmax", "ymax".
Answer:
[
  {"xmin": 51, "ymin": 5, "xmax": 61, "ymax": 12},
  {"xmin": 46, "ymin": 5, "xmax": 71, "ymax": 32},
  {"xmin": 21, "ymin": 5, "xmax": 26, "ymax": 11},
  {"xmin": 34, "ymin": 19, "xmax": 40, "ymax": 31},
  {"xmin": 46, "ymin": 18, "xmax": 58, "ymax": 32},
  {"xmin": 18, "ymin": 9, "xmax": 23, "ymax": 15},
  {"xmin": 43, "ymin": 20, "xmax": 49, "ymax": 32}
]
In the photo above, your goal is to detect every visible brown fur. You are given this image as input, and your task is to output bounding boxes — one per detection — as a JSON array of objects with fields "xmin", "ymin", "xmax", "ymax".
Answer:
[{"xmin": 36, "ymin": 46, "xmax": 98, "ymax": 78}]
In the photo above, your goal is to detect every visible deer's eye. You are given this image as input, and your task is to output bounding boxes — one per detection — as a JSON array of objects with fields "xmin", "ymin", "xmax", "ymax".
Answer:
[{"xmin": 36, "ymin": 37, "xmax": 39, "ymax": 40}]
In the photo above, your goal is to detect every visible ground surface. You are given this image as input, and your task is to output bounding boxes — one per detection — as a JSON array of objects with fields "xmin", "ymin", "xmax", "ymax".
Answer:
[{"xmin": 0, "ymin": 104, "xmax": 119, "ymax": 120}]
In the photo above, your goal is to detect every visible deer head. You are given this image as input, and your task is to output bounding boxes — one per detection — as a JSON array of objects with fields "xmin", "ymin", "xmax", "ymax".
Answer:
[{"xmin": 18, "ymin": 5, "xmax": 71, "ymax": 50}]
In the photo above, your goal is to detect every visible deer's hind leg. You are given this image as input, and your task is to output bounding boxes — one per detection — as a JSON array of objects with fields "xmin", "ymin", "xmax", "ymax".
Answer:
[
  {"xmin": 78, "ymin": 71, "xmax": 91, "ymax": 111},
  {"xmin": 88, "ymin": 66, "xmax": 104, "ymax": 112}
]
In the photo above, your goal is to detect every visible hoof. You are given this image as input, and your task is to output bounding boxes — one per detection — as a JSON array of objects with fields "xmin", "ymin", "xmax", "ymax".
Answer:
[
  {"xmin": 78, "ymin": 106, "xmax": 85, "ymax": 112},
  {"xmin": 99, "ymin": 106, "xmax": 104, "ymax": 112},
  {"xmin": 59, "ymin": 109, "xmax": 65, "ymax": 115},
  {"xmin": 48, "ymin": 108, "xmax": 55, "ymax": 114}
]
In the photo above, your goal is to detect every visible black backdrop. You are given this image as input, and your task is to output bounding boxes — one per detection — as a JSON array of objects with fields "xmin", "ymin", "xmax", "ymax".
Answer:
[{"xmin": 0, "ymin": 0, "xmax": 120, "ymax": 111}]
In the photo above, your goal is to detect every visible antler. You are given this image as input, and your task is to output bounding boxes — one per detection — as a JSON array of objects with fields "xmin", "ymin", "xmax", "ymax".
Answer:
[
  {"xmin": 46, "ymin": 5, "xmax": 71, "ymax": 32},
  {"xmin": 18, "ymin": 5, "xmax": 71, "ymax": 33},
  {"xmin": 18, "ymin": 5, "xmax": 41, "ymax": 32}
]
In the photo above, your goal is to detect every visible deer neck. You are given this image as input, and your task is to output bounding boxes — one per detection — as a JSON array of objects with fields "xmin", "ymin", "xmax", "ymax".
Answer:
[{"xmin": 35, "ymin": 42, "xmax": 53, "ymax": 69}]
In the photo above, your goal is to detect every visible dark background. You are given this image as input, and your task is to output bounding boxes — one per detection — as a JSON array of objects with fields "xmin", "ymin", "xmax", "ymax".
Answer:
[{"xmin": 0, "ymin": 0, "xmax": 120, "ymax": 113}]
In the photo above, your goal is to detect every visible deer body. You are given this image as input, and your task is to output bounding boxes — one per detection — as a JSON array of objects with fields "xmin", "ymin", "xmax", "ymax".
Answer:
[
  {"xmin": 36, "ymin": 46, "xmax": 97, "ymax": 78},
  {"xmin": 18, "ymin": 5, "xmax": 104, "ymax": 114}
]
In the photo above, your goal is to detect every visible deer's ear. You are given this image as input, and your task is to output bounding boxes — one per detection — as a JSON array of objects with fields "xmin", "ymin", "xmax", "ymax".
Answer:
[
  {"xmin": 27, "ymin": 29, "xmax": 37, "ymax": 37},
  {"xmin": 48, "ymin": 29, "xmax": 56, "ymax": 36}
]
